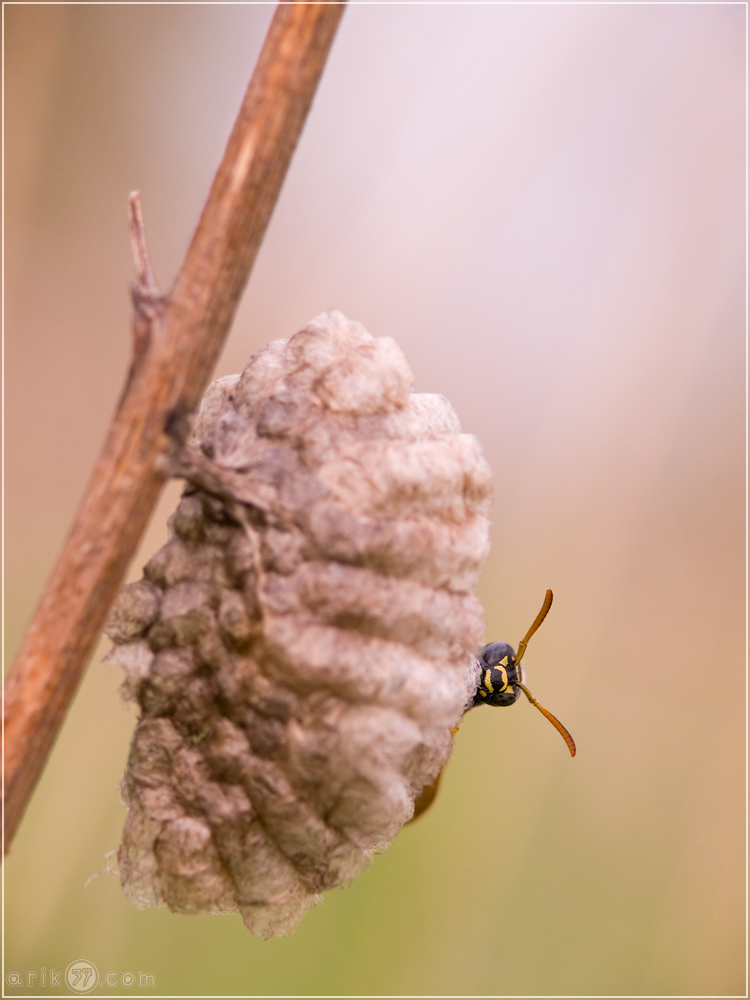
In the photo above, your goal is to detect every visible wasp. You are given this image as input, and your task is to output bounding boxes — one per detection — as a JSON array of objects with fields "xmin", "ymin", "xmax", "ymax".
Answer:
[{"xmin": 411, "ymin": 590, "xmax": 575, "ymax": 820}]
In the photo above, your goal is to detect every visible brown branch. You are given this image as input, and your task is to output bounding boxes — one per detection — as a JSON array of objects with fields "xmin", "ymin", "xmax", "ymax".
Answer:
[{"xmin": 3, "ymin": 1, "xmax": 346, "ymax": 852}]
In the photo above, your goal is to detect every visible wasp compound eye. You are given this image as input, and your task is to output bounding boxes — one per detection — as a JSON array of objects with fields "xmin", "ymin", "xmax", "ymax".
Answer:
[
  {"xmin": 103, "ymin": 311, "xmax": 493, "ymax": 938},
  {"xmin": 480, "ymin": 641, "xmax": 515, "ymax": 667}
]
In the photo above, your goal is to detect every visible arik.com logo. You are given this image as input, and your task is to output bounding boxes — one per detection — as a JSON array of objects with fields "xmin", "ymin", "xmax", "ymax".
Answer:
[{"xmin": 5, "ymin": 961, "xmax": 155, "ymax": 992}]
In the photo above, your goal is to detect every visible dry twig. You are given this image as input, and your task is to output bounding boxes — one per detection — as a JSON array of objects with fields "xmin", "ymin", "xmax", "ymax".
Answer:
[{"xmin": 3, "ymin": 1, "xmax": 346, "ymax": 851}]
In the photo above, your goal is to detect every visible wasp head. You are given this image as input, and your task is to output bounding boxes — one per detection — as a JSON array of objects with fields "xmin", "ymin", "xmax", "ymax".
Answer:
[{"xmin": 472, "ymin": 641, "xmax": 522, "ymax": 707}]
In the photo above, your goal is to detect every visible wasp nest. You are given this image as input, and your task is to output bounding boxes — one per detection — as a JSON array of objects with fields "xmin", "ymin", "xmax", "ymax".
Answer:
[{"xmin": 104, "ymin": 310, "xmax": 492, "ymax": 937}]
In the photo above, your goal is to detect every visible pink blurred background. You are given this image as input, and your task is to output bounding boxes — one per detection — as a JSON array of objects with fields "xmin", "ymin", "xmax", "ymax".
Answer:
[{"xmin": 4, "ymin": 4, "xmax": 745, "ymax": 996}]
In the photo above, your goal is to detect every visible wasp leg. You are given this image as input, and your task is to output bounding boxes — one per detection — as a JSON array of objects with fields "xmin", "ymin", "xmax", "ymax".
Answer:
[
  {"xmin": 407, "ymin": 723, "xmax": 459, "ymax": 823},
  {"xmin": 408, "ymin": 766, "xmax": 445, "ymax": 823}
]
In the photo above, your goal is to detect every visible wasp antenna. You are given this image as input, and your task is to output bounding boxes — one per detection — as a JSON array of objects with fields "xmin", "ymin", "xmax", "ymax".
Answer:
[
  {"xmin": 516, "ymin": 680, "xmax": 576, "ymax": 757},
  {"xmin": 514, "ymin": 589, "xmax": 553, "ymax": 667}
]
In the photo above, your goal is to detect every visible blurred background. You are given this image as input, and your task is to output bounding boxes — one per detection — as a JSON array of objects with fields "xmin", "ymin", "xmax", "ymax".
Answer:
[{"xmin": 4, "ymin": 3, "xmax": 745, "ymax": 997}]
